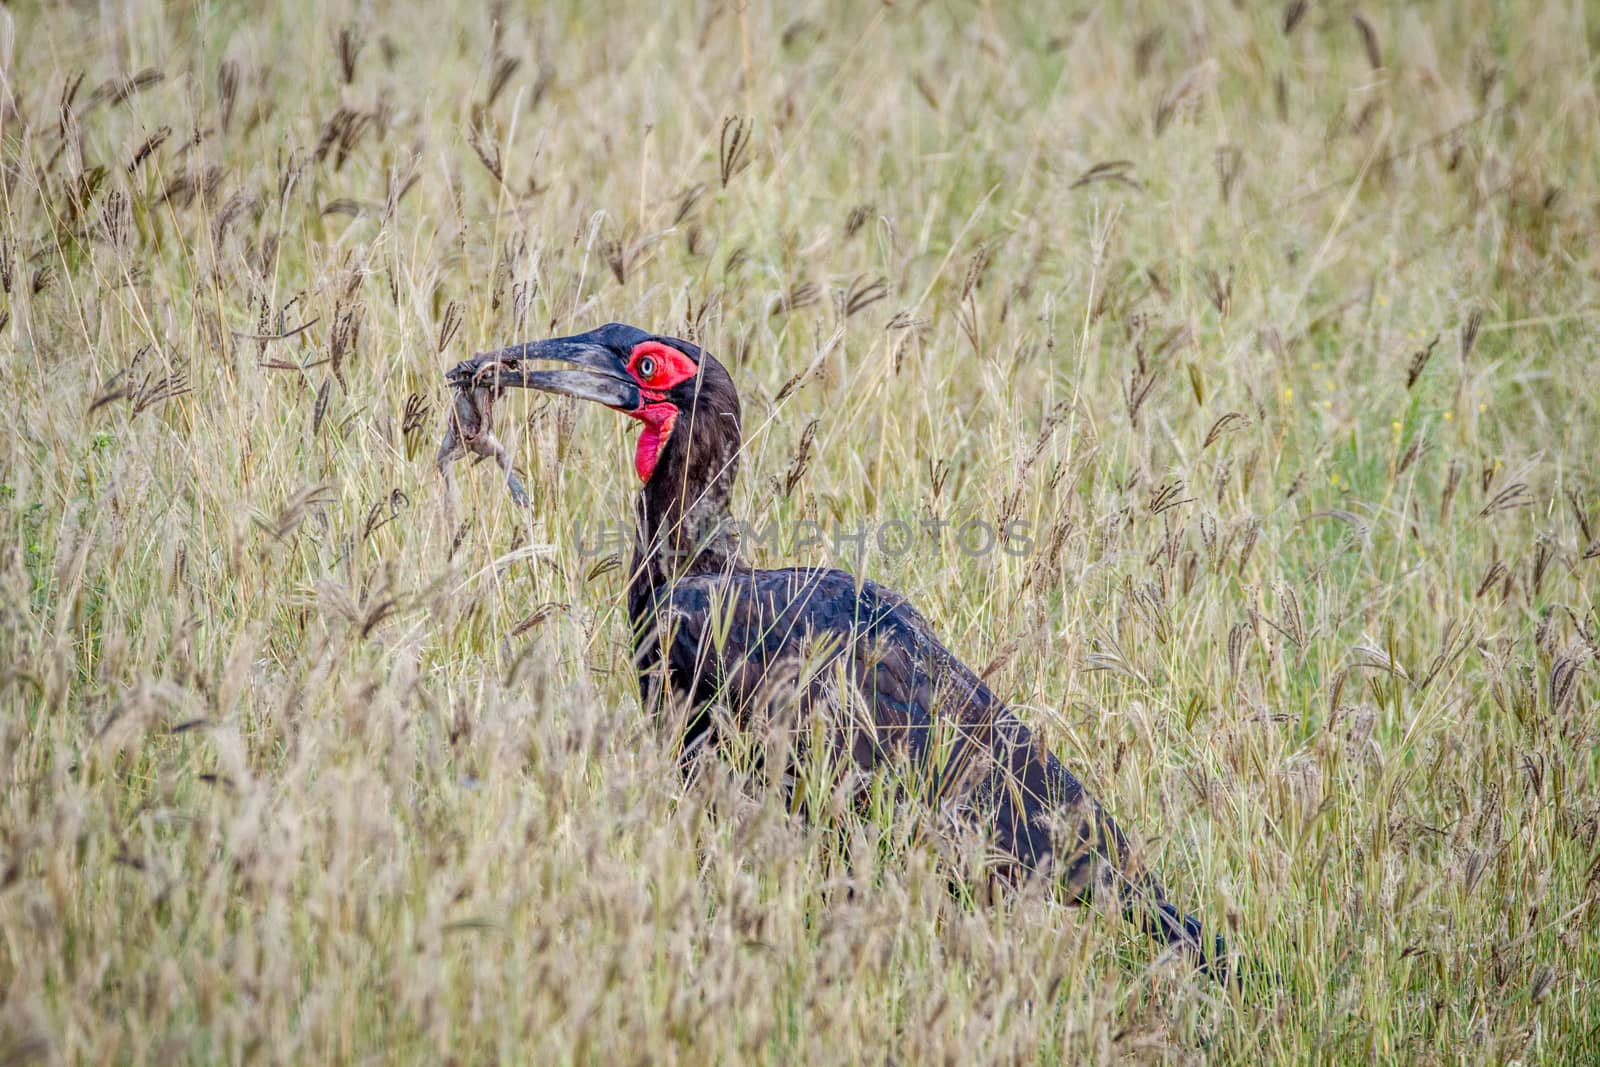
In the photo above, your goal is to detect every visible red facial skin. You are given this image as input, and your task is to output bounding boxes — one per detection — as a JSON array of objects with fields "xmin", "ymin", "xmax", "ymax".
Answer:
[{"xmin": 624, "ymin": 341, "xmax": 698, "ymax": 482}]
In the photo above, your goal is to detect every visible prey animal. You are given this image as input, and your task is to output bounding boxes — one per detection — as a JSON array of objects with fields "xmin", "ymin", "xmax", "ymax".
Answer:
[{"xmin": 444, "ymin": 322, "xmax": 1223, "ymax": 975}]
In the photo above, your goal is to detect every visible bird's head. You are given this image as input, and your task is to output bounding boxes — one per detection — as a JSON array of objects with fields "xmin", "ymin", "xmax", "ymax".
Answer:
[{"xmin": 449, "ymin": 322, "xmax": 738, "ymax": 484}]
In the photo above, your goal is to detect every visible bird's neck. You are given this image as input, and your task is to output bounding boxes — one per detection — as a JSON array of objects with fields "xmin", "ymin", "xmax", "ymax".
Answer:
[{"xmin": 627, "ymin": 419, "xmax": 742, "ymax": 611}]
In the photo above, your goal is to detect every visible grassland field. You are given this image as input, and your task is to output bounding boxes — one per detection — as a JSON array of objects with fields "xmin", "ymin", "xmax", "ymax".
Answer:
[{"xmin": 2, "ymin": 0, "xmax": 1600, "ymax": 1062}]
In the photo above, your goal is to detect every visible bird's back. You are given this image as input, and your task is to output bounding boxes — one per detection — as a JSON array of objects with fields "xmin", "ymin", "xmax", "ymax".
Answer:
[{"xmin": 637, "ymin": 565, "xmax": 1138, "ymax": 896}]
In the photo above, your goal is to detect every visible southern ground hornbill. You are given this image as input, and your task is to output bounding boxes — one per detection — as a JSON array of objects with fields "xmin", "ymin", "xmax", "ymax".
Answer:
[{"xmin": 444, "ymin": 322, "xmax": 1223, "ymax": 975}]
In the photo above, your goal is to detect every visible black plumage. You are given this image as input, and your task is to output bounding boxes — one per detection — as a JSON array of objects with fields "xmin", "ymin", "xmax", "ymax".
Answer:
[{"xmin": 447, "ymin": 323, "xmax": 1220, "ymax": 974}]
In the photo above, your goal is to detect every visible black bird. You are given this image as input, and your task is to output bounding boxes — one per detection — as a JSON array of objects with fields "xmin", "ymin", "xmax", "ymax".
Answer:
[{"xmin": 447, "ymin": 322, "xmax": 1222, "ymax": 974}]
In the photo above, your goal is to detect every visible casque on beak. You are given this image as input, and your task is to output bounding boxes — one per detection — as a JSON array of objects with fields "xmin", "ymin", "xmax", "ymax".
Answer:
[{"xmin": 448, "ymin": 335, "xmax": 642, "ymax": 412}]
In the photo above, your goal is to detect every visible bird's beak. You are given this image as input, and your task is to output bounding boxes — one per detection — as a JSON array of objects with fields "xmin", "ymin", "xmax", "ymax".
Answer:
[{"xmin": 449, "ymin": 336, "xmax": 642, "ymax": 412}]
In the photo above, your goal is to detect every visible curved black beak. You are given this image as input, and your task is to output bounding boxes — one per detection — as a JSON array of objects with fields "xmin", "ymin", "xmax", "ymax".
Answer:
[{"xmin": 449, "ymin": 336, "xmax": 641, "ymax": 412}]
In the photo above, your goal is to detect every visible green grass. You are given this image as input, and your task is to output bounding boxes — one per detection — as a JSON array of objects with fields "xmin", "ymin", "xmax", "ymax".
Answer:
[{"xmin": 2, "ymin": 0, "xmax": 1599, "ymax": 1062}]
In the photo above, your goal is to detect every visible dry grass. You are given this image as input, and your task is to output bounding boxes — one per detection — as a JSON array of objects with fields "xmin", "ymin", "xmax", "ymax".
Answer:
[{"xmin": 3, "ymin": 1, "xmax": 1599, "ymax": 1062}]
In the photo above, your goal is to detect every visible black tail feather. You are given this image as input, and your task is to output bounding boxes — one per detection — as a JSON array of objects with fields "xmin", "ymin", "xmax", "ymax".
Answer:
[{"xmin": 1138, "ymin": 900, "xmax": 1230, "ymax": 982}]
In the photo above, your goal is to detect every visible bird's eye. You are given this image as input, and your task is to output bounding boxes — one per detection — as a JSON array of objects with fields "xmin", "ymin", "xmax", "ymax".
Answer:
[{"xmin": 637, "ymin": 356, "xmax": 656, "ymax": 379}]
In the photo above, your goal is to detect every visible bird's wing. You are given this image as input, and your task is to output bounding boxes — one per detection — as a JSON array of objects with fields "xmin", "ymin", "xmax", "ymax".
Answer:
[
  {"xmin": 644, "ymin": 564, "xmax": 1213, "ymax": 961},
  {"xmin": 650, "ymin": 572, "xmax": 1115, "ymax": 872}
]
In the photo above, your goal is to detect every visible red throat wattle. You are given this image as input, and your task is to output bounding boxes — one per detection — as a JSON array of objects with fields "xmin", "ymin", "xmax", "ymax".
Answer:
[{"xmin": 631, "ymin": 402, "xmax": 678, "ymax": 482}]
